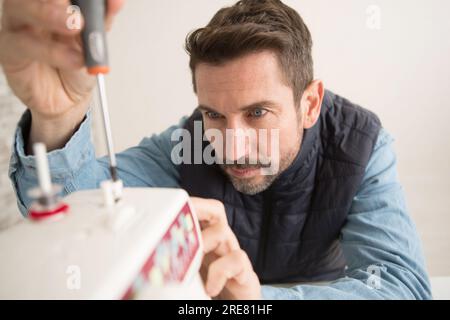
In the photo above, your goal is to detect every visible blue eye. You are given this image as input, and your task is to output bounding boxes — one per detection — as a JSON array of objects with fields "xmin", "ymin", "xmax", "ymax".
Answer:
[
  {"xmin": 249, "ymin": 108, "xmax": 267, "ymax": 118},
  {"xmin": 206, "ymin": 111, "xmax": 222, "ymax": 119}
]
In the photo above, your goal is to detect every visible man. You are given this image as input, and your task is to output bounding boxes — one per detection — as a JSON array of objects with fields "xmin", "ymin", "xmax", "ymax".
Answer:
[{"xmin": 1, "ymin": 0, "xmax": 431, "ymax": 299}]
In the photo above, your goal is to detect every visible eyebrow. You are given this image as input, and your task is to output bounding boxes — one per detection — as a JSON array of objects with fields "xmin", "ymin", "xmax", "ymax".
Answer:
[{"xmin": 197, "ymin": 100, "xmax": 279, "ymax": 113}]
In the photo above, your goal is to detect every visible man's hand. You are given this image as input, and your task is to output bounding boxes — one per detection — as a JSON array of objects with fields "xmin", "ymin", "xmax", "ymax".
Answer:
[
  {"xmin": 191, "ymin": 197, "xmax": 261, "ymax": 300},
  {"xmin": 0, "ymin": 0, "xmax": 124, "ymax": 151}
]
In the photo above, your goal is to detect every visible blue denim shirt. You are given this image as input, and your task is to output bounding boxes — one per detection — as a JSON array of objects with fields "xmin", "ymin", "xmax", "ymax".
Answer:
[{"xmin": 8, "ymin": 110, "xmax": 432, "ymax": 300}]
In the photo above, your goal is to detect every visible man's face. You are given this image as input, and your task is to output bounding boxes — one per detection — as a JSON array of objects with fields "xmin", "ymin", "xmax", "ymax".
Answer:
[{"xmin": 195, "ymin": 51, "xmax": 304, "ymax": 195}]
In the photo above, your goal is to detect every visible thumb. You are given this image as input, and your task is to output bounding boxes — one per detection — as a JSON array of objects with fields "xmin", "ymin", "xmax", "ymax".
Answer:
[{"xmin": 105, "ymin": 0, "xmax": 125, "ymax": 31}]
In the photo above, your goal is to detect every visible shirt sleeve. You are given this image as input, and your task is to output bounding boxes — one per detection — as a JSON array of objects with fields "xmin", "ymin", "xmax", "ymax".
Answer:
[
  {"xmin": 261, "ymin": 128, "xmax": 432, "ymax": 300},
  {"xmin": 8, "ymin": 110, "xmax": 184, "ymax": 217}
]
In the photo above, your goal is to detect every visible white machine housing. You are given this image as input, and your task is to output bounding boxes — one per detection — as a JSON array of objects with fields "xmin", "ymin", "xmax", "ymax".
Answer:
[{"xmin": 0, "ymin": 188, "xmax": 207, "ymax": 300}]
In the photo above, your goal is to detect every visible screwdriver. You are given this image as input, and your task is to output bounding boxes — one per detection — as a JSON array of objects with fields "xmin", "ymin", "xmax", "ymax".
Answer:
[{"xmin": 71, "ymin": 0, "xmax": 118, "ymax": 182}]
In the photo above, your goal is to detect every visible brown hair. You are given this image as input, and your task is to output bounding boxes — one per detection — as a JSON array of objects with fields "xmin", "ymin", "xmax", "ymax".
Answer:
[{"xmin": 185, "ymin": 0, "xmax": 314, "ymax": 105}]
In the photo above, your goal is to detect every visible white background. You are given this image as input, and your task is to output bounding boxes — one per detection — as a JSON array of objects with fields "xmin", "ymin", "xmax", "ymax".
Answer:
[
  {"xmin": 1, "ymin": 0, "xmax": 449, "ymax": 279},
  {"xmin": 102, "ymin": 0, "xmax": 450, "ymax": 276}
]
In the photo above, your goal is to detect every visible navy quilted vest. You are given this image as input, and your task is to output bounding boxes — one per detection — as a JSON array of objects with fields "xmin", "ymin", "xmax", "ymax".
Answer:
[{"xmin": 179, "ymin": 90, "xmax": 381, "ymax": 284}]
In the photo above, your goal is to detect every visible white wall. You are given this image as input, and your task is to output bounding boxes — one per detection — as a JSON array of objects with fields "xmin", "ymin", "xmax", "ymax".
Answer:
[
  {"xmin": 0, "ymin": 0, "xmax": 448, "ymax": 276},
  {"xmin": 103, "ymin": 0, "xmax": 450, "ymax": 276}
]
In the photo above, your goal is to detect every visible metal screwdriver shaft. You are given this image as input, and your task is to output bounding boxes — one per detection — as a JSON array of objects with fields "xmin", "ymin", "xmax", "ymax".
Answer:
[
  {"xmin": 73, "ymin": 0, "xmax": 118, "ymax": 182},
  {"xmin": 96, "ymin": 74, "xmax": 118, "ymax": 181}
]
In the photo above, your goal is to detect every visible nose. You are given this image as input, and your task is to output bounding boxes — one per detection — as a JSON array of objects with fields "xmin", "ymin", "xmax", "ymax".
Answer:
[{"xmin": 224, "ymin": 118, "xmax": 255, "ymax": 163}]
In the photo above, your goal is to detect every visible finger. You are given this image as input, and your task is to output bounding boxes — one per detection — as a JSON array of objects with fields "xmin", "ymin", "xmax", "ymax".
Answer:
[
  {"xmin": 3, "ymin": 0, "xmax": 81, "ymax": 35},
  {"xmin": 199, "ymin": 251, "xmax": 218, "ymax": 285},
  {"xmin": 0, "ymin": 31, "xmax": 83, "ymax": 69},
  {"xmin": 106, "ymin": 0, "xmax": 125, "ymax": 17},
  {"xmin": 105, "ymin": 0, "xmax": 125, "ymax": 31},
  {"xmin": 52, "ymin": 33, "xmax": 83, "ymax": 52},
  {"xmin": 202, "ymin": 223, "xmax": 240, "ymax": 255},
  {"xmin": 191, "ymin": 197, "xmax": 228, "ymax": 225},
  {"xmin": 205, "ymin": 249, "xmax": 253, "ymax": 297}
]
